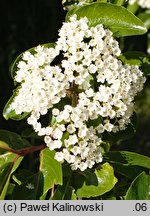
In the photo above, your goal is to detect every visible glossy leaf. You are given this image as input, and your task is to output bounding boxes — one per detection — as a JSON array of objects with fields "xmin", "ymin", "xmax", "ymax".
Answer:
[
  {"xmin": 66, "ymin": 3, "xmax": 147, "ymax": 37},
  {"xmin": 125, "ymin": 172, "xmax": 150, "ymax": 200},
  {"xmin": 12, "ymin": 169, "xmax": 34, "ymax": 185},
  {"xmin": 101, "ymin": 141, "xmax": 110, "ymax": 153},
  {"xmin": 3, "ymin": 91, "xmax": 29, "ymax": 121},
  {"xmin": 21, "ymin": 128, "xmax": 38, "ymax": 139},
  {"xmin": 52, "ymin": 176, "xmax": 76, "ymax": 200},
  {"xmin": 0, "ymin": 152, "xmax": 23, "ymax": 199},
  {"xmin": 105, "ymin": 151, "xmax": 150, "ymax": 169},
  {"xmin": 63, "ymin": 0, "xmax": 97, "ymax": 11},
  {"xmin": 111, "ymin": 0, "xmax": 125, "ymax": 5},
  {"xmin": 73, "ymin": 163, "xmax": 117, "ymax": 198},
  {"xmin": 0, "ymin": 153, "xmax": 16, "ymax": 196},
  {"xmin": 52, "ymin": 164, "xmax": 75, "ymax": 200},
  {"xmin": 104, "ymin": 176, "xmax": 131, "ymax": 198},
  {"xmin": 0, "ymin": 130, "xmax": 31, "ymax": 151},
  {"xmin": 127, "ymin": 1, "xmax": 139, "ymax": 14},
  {"xmin": 5, "ymin": 183, "xmax": 15, "ymax": 199},
  {"xmin": 138, "ymin": 10, "xmax": 150, "ymax": 29},
  {"xmin": 141, "ymin": 57, "xmax": 150, "ymax": 76},
  {"xmin": 39, "ymin": 148, "xmax": 63, "ymax": 197},
  {"xmin": 119, "ymin": 51, "xmax": 146, "ymax": 66},
  {"xmin": 119, "ymin": 51, "xmax": 150, "ymax": 76},
  {"xmin": 53, "ymin": 185, "xmax": 76, "ymax": 200},
  {"xmin": 111, "ymin": 163, "xmax": 146, "ymax": 179}
]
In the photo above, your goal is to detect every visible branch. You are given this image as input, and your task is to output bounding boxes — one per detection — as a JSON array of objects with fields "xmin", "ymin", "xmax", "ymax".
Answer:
[{"xmin": 1, "ymin": 144, "xmax": 46, "ymax": 156}]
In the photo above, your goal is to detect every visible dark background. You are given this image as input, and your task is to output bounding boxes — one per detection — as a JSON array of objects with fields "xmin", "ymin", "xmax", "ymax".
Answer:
[
  {"xmin": 0, "ymin": 0, "xmax": 149, "ymax": 156},
  {"xmin": 0, "ymin": 0, "xmax": 66, "ymax": 130}
]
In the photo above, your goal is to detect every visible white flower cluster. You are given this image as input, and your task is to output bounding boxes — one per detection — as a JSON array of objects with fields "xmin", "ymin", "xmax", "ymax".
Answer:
[
  {"xmin": 128, "ymin": 0, "xmax": 150, "ymax": 9},
  {"xmin": 11, "ymin": 15, "xmax": 146, "ymax": 171}
]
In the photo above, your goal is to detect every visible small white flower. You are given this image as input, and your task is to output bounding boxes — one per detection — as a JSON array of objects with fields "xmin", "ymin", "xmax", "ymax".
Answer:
[
  {"xmin": 49, "ymin": 140, "xmax": 62, "ymax": 150},
  {"xmin": 69, "ymin": 134, "xmax": 78, "ymax": 145},
  {"xmin": 61, "ymin": 110, "xmax": 70, "ymax": 121},
  {"xmin": 52, "ymin": 108, "xmax": 60, "ymax": 116},
  {"xmin": 64, "ymin": 105, "xmax": 72, "ymax": 112},
  {"xmin": 44, "ymin": 136, "xmax": 52, "ymax": 145},
  {"xmin": 38, "ymin": 128, "xmax": 47, "ymax": 136},
  {"xmin": 54, "ymin": 152, "xmax": 64, "ymax": 162},
  {"xmin": 78, "ymin": 125, "xmax": 88, "ymax": 138},
  {"xmin": 52, "ymin": 128, "xmax": 63, "ymax": 139},
  {"xmin": 80, "ymin": 147, "xmax": 90, "ymax": 159},
  {"xmin": 104, "ymin": 122, "xmax": 114, "ymax": 132},
  {"xmin": 79, "ymin": 162, "xmax": 88, "ymax": 171},
  {"xmin": 71, "ymin": 146, "xmax": 81, "ymax": 155},
  {"xmin": 67, "ymin": 124, "xmax": 76, "ymax": 134},
  {"xmin": 26, "ymin": 183, "xmax": 34, "ymax": 190},
  {"xmin": 85, "ymin": 88, "xmax": 94, "ymax": 97},
  {"xmin": 65, "ymin": 154, "xmax": 76, "ymax": 163},
  {"xmin": 95, "ymin": 154, "xmax": 103, "ymax": 163},
  {"xmin": 70, "ymin": 113, "xmax": 80, "ymax": 123},
  {"xmin": 96, "ymin": 124, "xmax": 105, "ymax": 134}
]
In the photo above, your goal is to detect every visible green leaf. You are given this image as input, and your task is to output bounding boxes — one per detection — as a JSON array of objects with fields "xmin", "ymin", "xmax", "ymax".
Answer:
[
  {"xmin": 138, "ymin": 10, "xmax": 150, "ymax": 29},
  {"xmin": 101, "ymin": 141, "xmax": 110, "ymax": 153},
  {"xmin": 52, "ymin": 176, "xmax": 76, "ymax": 200},
  {"xmin": 63, "ymin": 0, "xmax": 100, "ymax": 11},
  {"xmin": 127, "ymin": 1, "xmax": 139, "ymax": 14},
  {"xmin": 12, "ymin": 172, "xmax": 44, "ymax": 200},
  {"xmin": 102, "ymin": 176, "xmax": 131, "ymax": 199},
  {"xmin": 125, "ymin": 172, "xmax": 150, "ymax": 200},
  {"xmin": 39, "ymin": 148, "xmax": 63, "ymax": 197},
  {"xmin": 105, "ymin": 151, "xmax": 150, "ymax": 169},
  {"xmin": 119, "ymin": 51, "xmax": 146, "ymax": 66},
  {"xmin": 12, "ymin": 169, "xmax": 34, "ymax": 185},
  {"xmin": 112, "ymin": 163, "xmax": 146, "ymax": 179},
  {"xmin": 119, "ymin": 51, "xmax": 150, "ymax": 76},
  {"xmin": 111, "ymin": 0, "xmax": 125, "ymax": 6},
  {"xmin": 66, "ymin": 3, "xmax": 147, "ymax": 37},
  {"xmin": 52, "ymin": 163, "xmax": 76, "ymax": 200},
  {"xmin": 0, "ymin": 130, "xmax": 31, "ymax": 151},
  {"xmin": 3, "ymin": 91, "xmax": 29, "ymax": 120},
  {"xmin": 0, "ymin": 152, "xmax": 23, "ymax": 200},
  {"xmin": 21, "ymin": 128, "xmax": 38, "ymax": 139},
  {"xmin": 72, "ymin": 163, "xmax": 117, "ymax": 198},
  {"xmin": 5, "ymin": 183, "xmax": 15, "ymax": 199},
  {"xmin": 61, "ymin": 132, "xmax": 70, "ymax": 145},
  {"xmin": 141, "ymin": 57, "xmax": 150, "ymax": 76},
  {"xmin": 0, "ymin": 153, "xmax": 16, "ymax": 196},
  {"xmin": 53, "ymin": 185, "xmax": 76, "ymax": 200}
]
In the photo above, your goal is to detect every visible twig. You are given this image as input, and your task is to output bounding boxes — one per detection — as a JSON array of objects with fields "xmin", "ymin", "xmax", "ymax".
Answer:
[{"xmin": 0, "ymin": 144, "xmax": 46, "ymax": 156}]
